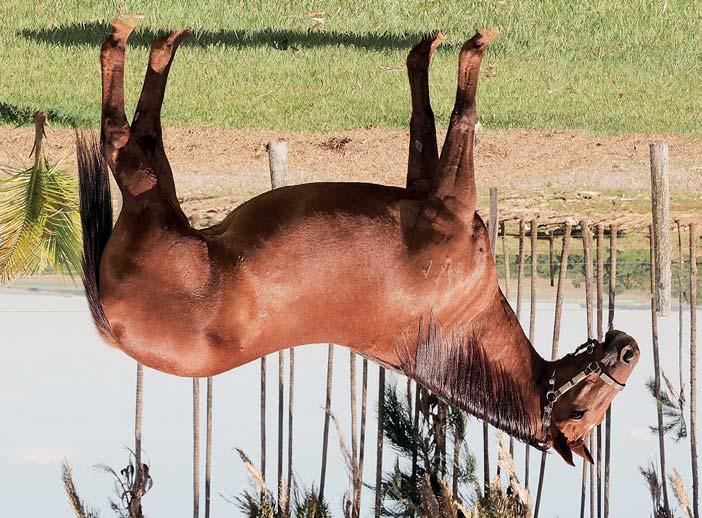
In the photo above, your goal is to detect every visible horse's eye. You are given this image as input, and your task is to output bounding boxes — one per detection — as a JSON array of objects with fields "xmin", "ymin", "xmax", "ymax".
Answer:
[{"xmin": 570, "ymin": 410, "xmax": 585, "ymax": 420}]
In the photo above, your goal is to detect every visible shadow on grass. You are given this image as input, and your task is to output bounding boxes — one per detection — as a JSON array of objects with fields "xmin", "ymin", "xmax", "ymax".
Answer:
[
  {"xmin": 18, "ymin": 22, "xmax": 459, "ymax": 51},
  {"xmin": 0, "ymin": 102, "xmax": 91, "ymax": 127}
]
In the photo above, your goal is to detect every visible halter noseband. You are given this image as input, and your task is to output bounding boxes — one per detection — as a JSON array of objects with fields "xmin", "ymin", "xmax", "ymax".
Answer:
[{"xmin": 541, "ymin": 339, "xmax": 626, "ymax": 439}]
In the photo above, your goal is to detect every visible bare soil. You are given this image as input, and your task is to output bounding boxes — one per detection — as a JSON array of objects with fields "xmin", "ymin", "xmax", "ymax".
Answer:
[{"xmin": 2, "ymin": 126, "xmax": 700, "ymax": 231}]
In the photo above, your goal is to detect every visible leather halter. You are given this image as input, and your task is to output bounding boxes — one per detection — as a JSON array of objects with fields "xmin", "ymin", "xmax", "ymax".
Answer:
[{"xmin": 541, "ymin": 339, "xmax": 626, "ymax": 438}]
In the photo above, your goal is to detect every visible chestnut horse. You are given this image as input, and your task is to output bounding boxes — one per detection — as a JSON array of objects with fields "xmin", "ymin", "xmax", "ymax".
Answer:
[{"xmin": 78, "ymin": 22, "xmax": 639, "ymax": 465}]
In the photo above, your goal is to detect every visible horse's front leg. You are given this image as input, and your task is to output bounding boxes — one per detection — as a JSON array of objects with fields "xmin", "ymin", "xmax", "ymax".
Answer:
[
  {"xmin": 426, "ymin": 29, "xmax": 497, "ymax": 224},
  {"xmin": 405, "ymin": 33, "xmax": 444, "ymax": 197},
  {"xmin": 131, "ymin": 29, "xmax": 191, "ymax": 210}
]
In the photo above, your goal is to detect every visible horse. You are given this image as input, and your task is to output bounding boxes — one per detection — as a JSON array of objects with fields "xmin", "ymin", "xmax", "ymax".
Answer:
[{"xmin": 78, "ymin": 21, "xmax": 639, "ymax": 465}]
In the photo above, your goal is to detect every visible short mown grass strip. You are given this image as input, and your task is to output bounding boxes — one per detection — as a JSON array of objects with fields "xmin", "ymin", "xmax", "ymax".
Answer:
[{"xmin": 1, "ymin": 1, "xmax": 700, "ymax": 135}]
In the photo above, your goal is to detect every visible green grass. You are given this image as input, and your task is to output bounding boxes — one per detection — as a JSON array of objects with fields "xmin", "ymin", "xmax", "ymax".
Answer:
[{"xmin": 1, "ymin": 1, "xmax": 700, "ymax": 134}]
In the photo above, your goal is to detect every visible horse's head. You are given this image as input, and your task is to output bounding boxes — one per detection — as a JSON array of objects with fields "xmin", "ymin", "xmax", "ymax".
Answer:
[{"xmin": 543, "ymin": 329, "xmax": 639, "ymax": 465}]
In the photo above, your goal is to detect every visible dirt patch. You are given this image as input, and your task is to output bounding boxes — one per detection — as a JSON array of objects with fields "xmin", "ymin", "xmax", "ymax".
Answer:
[{"xmin": 2, "ymin": 125, "xmax": 700, "ymax": 230}]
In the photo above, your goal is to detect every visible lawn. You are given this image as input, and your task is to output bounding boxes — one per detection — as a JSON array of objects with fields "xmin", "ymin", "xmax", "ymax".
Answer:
[{"xmin": 1, "ymin": 1, "xmax": 700, "ymax": 135}]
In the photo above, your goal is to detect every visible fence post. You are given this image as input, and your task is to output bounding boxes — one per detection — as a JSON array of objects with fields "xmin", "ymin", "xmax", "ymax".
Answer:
[
  {"xmin": 489, "ymin": 187, "xmax": 498, "ymax": 259},
  {"xmin": 268, "ymin": 141, "xmax": 288, "ymax": 507},
  {"xmin": 650, "ymin": 143, "xmax": 671, "ymax": 315},
  {"xmin": 269, "ymin": 141, "xmax": 288, "ymax": 189}
]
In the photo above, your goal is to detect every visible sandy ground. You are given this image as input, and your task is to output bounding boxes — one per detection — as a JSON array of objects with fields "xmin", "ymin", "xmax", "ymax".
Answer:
[{"xmin": 2, "ymin": 126, "xmax": 700, "ymax": 230}]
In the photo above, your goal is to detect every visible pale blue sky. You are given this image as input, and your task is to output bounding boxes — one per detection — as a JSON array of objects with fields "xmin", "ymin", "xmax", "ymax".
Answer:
[{"xmin": 1, "ymin": 280, "xmax": 699, "ymax": 517}]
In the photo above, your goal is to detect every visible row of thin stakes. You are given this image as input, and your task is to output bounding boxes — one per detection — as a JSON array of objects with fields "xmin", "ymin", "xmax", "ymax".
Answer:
[{"xmin": 489, "ymin": 213, "xmax": 699, "ymax": 518}]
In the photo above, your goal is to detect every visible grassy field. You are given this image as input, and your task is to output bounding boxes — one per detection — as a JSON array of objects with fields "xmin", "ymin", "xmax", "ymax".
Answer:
[{"xmin": 0, "ymin": 1, "xmax": 700, "ymax": 134}]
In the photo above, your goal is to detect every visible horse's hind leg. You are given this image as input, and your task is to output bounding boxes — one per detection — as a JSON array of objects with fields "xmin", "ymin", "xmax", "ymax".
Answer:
[
  {"xmin": 131, "ymin": 29, "xmax": 191, "ymax": 208},
  {"xmin": 430, "ymin": 30, "xmax": 497, "ymax": 221},
  {"xmin": 100, "ymin": 19, "xmax": 160, "ymax": 199},
  {"xmin": 100, "ymin": 19, "xmax": 135, "ymax": 172},
  {"xmin": 405, "ymin": 33, "xmax": 444, "ymax": 196}
]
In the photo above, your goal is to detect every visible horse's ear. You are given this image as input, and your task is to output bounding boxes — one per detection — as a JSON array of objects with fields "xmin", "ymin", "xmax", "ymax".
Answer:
[
  {"xmin": 551, "ymin": 432, "xmax": 575, "ymax": 466},
  {"xmin": 570, "ymin": 437, "xmax": 594, "ymax": 464}
]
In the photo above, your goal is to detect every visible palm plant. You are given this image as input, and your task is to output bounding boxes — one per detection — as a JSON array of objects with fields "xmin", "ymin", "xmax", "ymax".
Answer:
[
  {"xmin": 63, "ymin": 454, "xmax": 153, "ymax": 518},
  {"xmin": 379, "ymin": 384, "xmax": 477, "ymax": 517},
  {"xmin": 646, "ymin": 374, "xmax": 687, "ymax": 442},
  {"xmin": 233, "ymin": 449, "xmax": 331, "ymax": 518},
  {"xmin": 638, "ymin": 463, "xmax": 671, "ymax": 518},
  {"xmin": 0, "ymin": 111, "xmax": 81, "ymax": 283},
  {"xmin": 62, "ymin": 462, "xmax": 101, "ymax": 518},
  {"xmin": 99, "ymin": 458, "xmax": 153, "ymax": 518},
  {"xmin": 416, "ymin": 433, "xmax": 529, "ymax": 518}
]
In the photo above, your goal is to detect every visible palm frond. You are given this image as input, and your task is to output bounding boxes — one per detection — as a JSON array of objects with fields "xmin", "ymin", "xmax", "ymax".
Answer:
[
  {"xmin": 0, "ymin": 113, "xmax": 81, "ymax": 284},
  {"xmin": 0, "ymin": 162, "xmax": 47, "ymax": 281},
  {"xmin": 646, "ymin": 377, "xmax": 688, "ymax": 442}
]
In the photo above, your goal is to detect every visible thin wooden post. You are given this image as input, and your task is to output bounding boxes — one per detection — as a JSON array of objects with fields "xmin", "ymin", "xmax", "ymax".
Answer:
[
  {"xmin": 525, "ymin": 217, "xmax": 539, "ymax": 489},
  {"xmin": 551, "ymin": 222, "xmax": 572, "ymax": 355},
  {"xmin": 510, "ymin": 219, "xmax": 525, "ymax": 457},
  {"xmin": 277, "ymin": 351, "xmax": 285, "ymax": 508},
  {"xmin": 607, "ymin": 225, "xmax": 618, "ymax": 332},
  {"xmin": 649, "ymin": 225, "xmax": 671, "ymax": 513},
  {"xmin": 581, "ymin": 221, "xmax": 595, "ymax": 518},
  {"xmin": 604, "ymin": 224, "xmax": 617, "ymax": 518},
  {"xmin": 596, "ymin": 223, "xmax": 605, "ymax": 518},
  {"xmin": 582, "ymin": 221, "xmax": 595, "ymax": 340},
  {"xmin": 205, "ymin": 377, "xmax": 213, "ymax": 518},
  {"xmin": 411, "ymin": 384, "xmax": 420, "ymax": 487},
  {"xmin": 650, "ymin": 144, "xmax": 671, "ymax": 315},
  {"xmin": 517, "ymin": 219, "xmax": 526, "ymax": 321},
  {"xmin": 501, "ymin": 221, "xmax": 511, "ymax": 299},
  {"xmin": 193, "ymin": 378, "xmax": 200, "ymax": 518},
  {"xmin": 489, "ymin": 187, "xmax": 498, "ymax": 258},
  {"xmin": 483, "ymin": 187, "xmax": 498, "ymax": 492},
  {"xmin": 548, "ymin": 230, "xmax": 555, "ymax": 287},
  {"xmin": 319, "ymin": 344, "xmax": 334, "ymax": 501},
  {"xmin": 374, "ymin": 367, "xmax": 385, "ymax": 518},
  {"xmin": 356, "ymin": 358, "xmax": 369, "ymax": 517},
  {"xmin": 134, "ymin": 363, "xmax": 143, "ymax": 489},
  {"xmin": 268, "ymin": 141, "xmax": 288, "ymax": 509},
  {"xmin": 677, "ymin": 221, "xmax": 686, "ymax": 405},
  {"xmin": 268, "ymin": 141, "xmax": 288, "ymax": 190},
  {"xmin": 535, "ymin": 222, "xmax": 572, "ymax": 518},
  {"xmin": 260, "ymin": 357, "xmax": 266, "ymax": 481},
  {"xmin": 690, "ymin": 223, "xmax": 699, "ymax": 518},
  {"xmin": 349, "ymin": 350, "xmax": 358, "ymax": 517},
  {"xmin": 286, "ymin": 349, "xmax": 295, "ymax": 513}
]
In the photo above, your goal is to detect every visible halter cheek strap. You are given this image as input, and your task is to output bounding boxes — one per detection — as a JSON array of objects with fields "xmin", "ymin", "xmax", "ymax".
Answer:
[{"xmin": 541, "ymin": 340, "xmax": 626, "ymax": 438}]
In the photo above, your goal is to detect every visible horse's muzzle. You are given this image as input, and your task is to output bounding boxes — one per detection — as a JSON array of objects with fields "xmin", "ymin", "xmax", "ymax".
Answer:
[{"xmin": 603, "ymin": 330, "xmax": 640, "ymax": 367}]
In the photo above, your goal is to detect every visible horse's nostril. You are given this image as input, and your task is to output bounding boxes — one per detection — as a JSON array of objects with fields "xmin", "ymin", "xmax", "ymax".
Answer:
[{"xmin": 622, "ymin": 346, "xmax": 635, "ymax": 364}]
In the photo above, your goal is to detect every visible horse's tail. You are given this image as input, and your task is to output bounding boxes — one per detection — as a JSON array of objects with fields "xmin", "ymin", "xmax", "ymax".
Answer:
[{"xmin": 76, "ymin": 131, "xmax": 117, "ymax": 345}]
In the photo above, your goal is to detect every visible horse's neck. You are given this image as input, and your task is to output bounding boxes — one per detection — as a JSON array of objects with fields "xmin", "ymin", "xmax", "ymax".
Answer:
[{"xmin": 401, "ymin": 292, "xmax": 549, "ymax": 443}]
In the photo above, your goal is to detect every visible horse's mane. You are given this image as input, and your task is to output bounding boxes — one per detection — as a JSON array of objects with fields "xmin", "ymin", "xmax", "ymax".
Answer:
[{"xmin": 397, "ymin": 316, "xmax": 541, "ymax": 445}]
